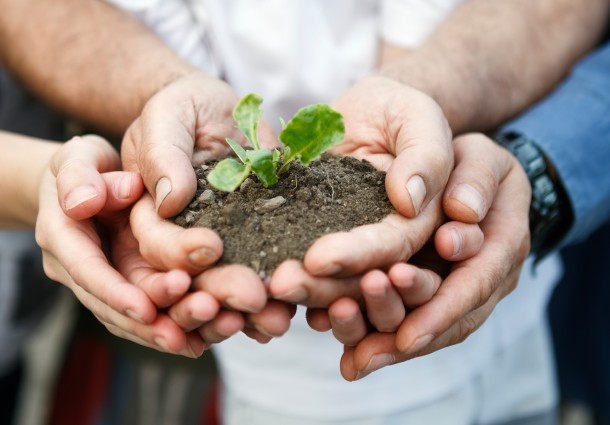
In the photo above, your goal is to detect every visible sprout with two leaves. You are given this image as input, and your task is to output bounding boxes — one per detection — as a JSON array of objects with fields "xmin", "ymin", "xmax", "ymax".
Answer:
[{"xmin": 207, "ymin": 94, "xmax": 345, "ymax": 192}]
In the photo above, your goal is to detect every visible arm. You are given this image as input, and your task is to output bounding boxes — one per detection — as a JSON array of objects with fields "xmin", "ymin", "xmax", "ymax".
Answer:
[
  {"xmin": 381, "ymin": 0, "xmax": 610, "ymax": 133},
  {"xmin": 500, "ymin": 41, "xmax": 610, "ymax": 249},
  {"xmin": 0, "ymin": 131, "xmax": 59, "ymax": 227},
  {"xmin": 0, "ymin": 0, "xmax": 197, "ymax": 134}
]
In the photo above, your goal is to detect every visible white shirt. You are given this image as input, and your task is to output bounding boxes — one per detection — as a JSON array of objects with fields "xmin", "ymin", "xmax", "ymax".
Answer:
[{"xmin": 106, "ymin": 0, "xmax": 561, "ymax": 419}]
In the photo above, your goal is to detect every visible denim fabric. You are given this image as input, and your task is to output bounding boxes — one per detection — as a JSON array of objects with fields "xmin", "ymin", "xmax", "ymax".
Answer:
[{"xmin": 503, "ymin": 41, "xmax": 610, "ymax": 248}]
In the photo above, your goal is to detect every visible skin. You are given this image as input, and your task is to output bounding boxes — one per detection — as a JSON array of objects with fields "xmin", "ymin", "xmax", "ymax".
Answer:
[
  {"xmin": 267, "ymin": 0, "xmax": 610, "ymax": 379},
  {"xmin": 1, "ymin": 0, "xmax": 608, "ymax": 361}
]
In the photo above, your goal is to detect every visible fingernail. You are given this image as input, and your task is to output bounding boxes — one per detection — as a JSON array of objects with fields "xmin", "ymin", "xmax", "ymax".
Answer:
[
  {"xmin": 406, "ymin": 175, "xmax": 426, "ymax": 215},
  {"xmin": 65, "ymin": 185, "xmax": 100, "ymax": 210},
  {"xmin": 125, "ymin": 308, "xmax": 145, "ymax": 324},
  {"xmin": 450, "ymin": 228, "xmax": 463, "ymax": 257},
  {"xmin": 187, "ymin": 339, "xmax": 206, "ymax": 358},
  {"xmin": 254, "ymin": 323, "xmax": 277, "ymax": 338},
  {"xmin": 188, "ymin": 247, "xmax": 219, "ymax": 268},
  {"xmin": 273, "ymin": 286, "xmax": 308, "ymax": 303},
  {"xmin": 226, "ymin": 297, "xmax": 260, "ymax": 314},
  {"xmin": 353, "ymin": 370, "xmax": 371, "ymax": 381},
  {"xmin": 154, "ymin": 336, "xmax": 170, "ymax": 352},
  {"xmin": 408, "ymin": 334, "xmax": 435, "ymax": 354},
  {"xmin": 114, "ymin": 173, "xmax": 133, "ymax": 200},
  {"xmin": 364, "ymin": 353, "xmax": 395, "ymax": 373},
  {"xmin": 155, "ymin": 177, "xmax": 172, "ymax": 212},
  {"xmin": 450, "ymin": 184, "xmax": 485, "ymax": 220},
  {"xmin": 311, "ymin": 263, "xmax": 342, "ymax": 277}
]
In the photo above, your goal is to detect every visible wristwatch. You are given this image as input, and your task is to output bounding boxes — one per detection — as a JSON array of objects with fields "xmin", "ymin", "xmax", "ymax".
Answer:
[{"xmin": 494, "ymin": 131, "xmax": 573, "ymax": 257}]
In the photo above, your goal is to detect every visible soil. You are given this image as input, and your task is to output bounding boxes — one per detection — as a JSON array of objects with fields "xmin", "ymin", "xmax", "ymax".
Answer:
[{"xmin": 174, "ymin": 154, "xmax": 394, "ymax": 277}]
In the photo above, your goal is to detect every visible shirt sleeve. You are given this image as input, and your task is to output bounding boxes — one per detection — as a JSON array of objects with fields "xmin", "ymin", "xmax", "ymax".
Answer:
[
  {"xmin": 502, "ymin": 41, "xmax": 610, "ymax": 248},
  {"xmin": 380, "ymin": 0, "xmax": 465, "ymax": 48}
]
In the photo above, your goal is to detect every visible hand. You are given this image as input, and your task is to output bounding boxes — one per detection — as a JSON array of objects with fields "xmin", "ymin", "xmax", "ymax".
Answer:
[
  {"xmin": 310, "ymin": 222, "xmax": 484, "ymax": 344},
  {"xmin": 36, "ymin": 135, "xmax": 208, "ymax": 357},
  {"xmin": 338, "ymin": 133, "xmax": 531, "ymax": 380},
  {"xmin": 119, "ymin": 72, "xmax": 290, "ymax": 341},
  {"xmin": 121, "ymin": 72, "xmax": 276, "ymax": 220},
  {"xmin": 269, "ymin": 76, "xmax": 455, "ymax": 303},
  {"xmin": 37, "ymin": 136, "xmax": 290, "ymax": 355}
]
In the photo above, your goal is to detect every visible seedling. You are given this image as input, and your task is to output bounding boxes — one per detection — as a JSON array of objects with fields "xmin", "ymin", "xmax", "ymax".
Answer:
[{"xmin": 207, "ymin": 93, "xmax": 345, "ymax": 192}]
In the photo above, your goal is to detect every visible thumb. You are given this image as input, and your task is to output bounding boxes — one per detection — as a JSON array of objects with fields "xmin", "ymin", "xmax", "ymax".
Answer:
[
  {"xmin": 442, "ymin": 133, "xmax": 513, "ymax": 223},
  {"xmin": 53, "ymin": 135, "xmax": 120, "ymax": 221},
  {"xmin": 384, "ymin": 92, "xmax": 453, "ymax": 218}
]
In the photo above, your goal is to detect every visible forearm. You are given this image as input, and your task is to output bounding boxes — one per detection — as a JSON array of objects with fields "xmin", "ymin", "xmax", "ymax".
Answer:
[
  {"xmin": 381, "ymin": 0, "xmax": 610, "ymax": 134},
  {"xmin": 0, "ymin": 0, "xmax": 197, "ymax": 135},
  {"xmin": 0, "ymin": 131, "xmax": 60, "ymax": 228},
  {"xmin": 502, "ymin": 41, "xmax": 610, "ymax": 249}
]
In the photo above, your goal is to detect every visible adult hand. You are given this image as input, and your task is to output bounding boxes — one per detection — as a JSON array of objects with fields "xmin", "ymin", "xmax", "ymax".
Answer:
[
  {"xmin": 36, "ymin": 135, "xmax": 210, "ymax": 357},
  {"xmin": 119, "ymin": 72, "xmax": 292, "ymax": 341},
  {"xmin": 338, "ymin": 133, "xmax": 531, "ymax": 381},
  {"xmin": 38, "ymin": 135, "xmax": 290, "ymax": 356},
  {"xmin": 269, "ymin": 75, "xmax": 455, "ymax": 303}
]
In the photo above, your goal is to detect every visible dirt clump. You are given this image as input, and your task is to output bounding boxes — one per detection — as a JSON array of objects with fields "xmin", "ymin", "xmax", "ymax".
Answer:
[{"xmin": 174, "ymin": 154, "xmax": 394, "ymax": 277}]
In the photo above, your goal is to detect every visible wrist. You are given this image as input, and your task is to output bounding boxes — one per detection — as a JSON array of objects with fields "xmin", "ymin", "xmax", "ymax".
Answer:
[
  {"xmin": 377, "ymin": 53, "xmax": 472, "ymax": 134},
  {"xmin": 493, "ymin": 130, "xmax": 574, "ymax": 257}
]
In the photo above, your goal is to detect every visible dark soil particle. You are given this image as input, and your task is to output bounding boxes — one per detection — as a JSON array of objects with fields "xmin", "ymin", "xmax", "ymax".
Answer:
[{"xmin": 174, "ymin": 154, "xmax": 394, "ymax": 277}]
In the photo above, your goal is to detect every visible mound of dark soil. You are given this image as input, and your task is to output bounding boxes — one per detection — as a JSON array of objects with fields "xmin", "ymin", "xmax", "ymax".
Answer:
[{"xmin": 174, "ymin": 154, "xmax": 394, "ymax": 277}]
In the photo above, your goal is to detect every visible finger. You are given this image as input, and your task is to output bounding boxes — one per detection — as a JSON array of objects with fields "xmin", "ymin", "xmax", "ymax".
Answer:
[
  {"xmin": 109, "ymin": 214, "xmax": 194, "ymax": 307},
  {"xmin": 387, "ymin": 263, "xmax": 443, "ymax": 308},
  {"xmin": 121, "ymin": 105, "xmax": 199, "ymax": 218},
  {"xmin": 192, "ymin": 264, "xmax": 267, "ymax": 313},
  {"xmin": 342, "ymin": 280, "xmax": 514, "ymax": 381},
  {"xmin": 328, "ymin": 297, "xmax": 368, "ymax": 346},
  {"xmin": 384, "ymin": 89, "xmax": 453, "ymax": 218},
  {"xmin": 340, "ymin": 333, "xmax": 396, "ymax": 381},
  {"xmin": 102, "ymin": 316, "xmax": 202, "ymax": 358},
  {"xmin": 64, "ymin": 278, "xmax": 199, "ymax": 357},
  {"xmin": 246, "ymin": 300, "xmax": 295, "ymax": 338},
  {"xmin": 100, "ymin": 171, "xmax": 145, "ymax": 213},
  {"xmin": 361, "ymin": 270, "xmax": 405, "ymax": 332},
  {"xmin": 130, "ymin": 193, "xmax": 223, "ymax": 274},
  {"xmin": 167, "ymin": 291, "xmax": 221, "ymax": 331},
  {"xmin": 53, "ymin": 135, "xmax": 120, "ymax": 220},
  {"xmin": 38, "ymin": 229, "xmax": 157, "ymax": 325},
  {"xmin": 394, "ymin": 137, "xmax": 530, "ymax": 352},
  {"xmin": 306, "ymin": 308, "xmax": 332, "ymax": 332},
  {"xmin": 242, "ymin": 327, "xmax": 273, "ymax": 344},
  {"xmin": 198, "ymin": 310, "xmax": 245, "ymax": 344},
  {"xmin": 443, "ymin": 133, "xmax": 514, "ymax": 223},
  {"xmin": 304, "ymin": 202, "xmax": 441, "ymax": 277},
  {"xmin": 270, "ymin": 260, "xmax": 361, "ymax": 307},
  {"xmin": 434, "ymin": 221, "xmax": 484, "ymax": 261}
]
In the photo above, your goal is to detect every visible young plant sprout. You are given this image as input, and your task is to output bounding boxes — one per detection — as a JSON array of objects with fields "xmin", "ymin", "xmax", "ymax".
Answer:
[{"xmin": 207, "ymin": 93, "xmax": 345, "ymax": 192}]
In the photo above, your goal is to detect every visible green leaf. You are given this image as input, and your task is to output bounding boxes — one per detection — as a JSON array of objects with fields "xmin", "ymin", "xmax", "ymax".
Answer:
[
  {"xmin": 272, "ymin": 148, "xmax": 281, "ymax": 169},
  {"xmin": 233, "ymin": 93, "xmax": 263, "ymax": 150},
  {"xmin": 207, "ymin": 158, "xmax": 251, "ymax": 192},
  {"xmin": 279, "ymin": 104, "xmax": 344, "ymax": 169},
  {"xmin": 246, "ymin": 149, "xmax": 278, "ymax": 188},
  {"xmin": 226, "ymin": 137, "xmax": 248, "ymax": 163}
]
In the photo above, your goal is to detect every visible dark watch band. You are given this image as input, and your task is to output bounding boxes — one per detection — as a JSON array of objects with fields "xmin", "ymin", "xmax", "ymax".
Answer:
[{"xmin": 494, "ymin": 131, "xmax": 573, "ymax": 257}]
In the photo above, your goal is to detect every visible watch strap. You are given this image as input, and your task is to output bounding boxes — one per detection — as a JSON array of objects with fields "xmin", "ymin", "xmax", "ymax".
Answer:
[{"xmin": 494, "ymin": 131, "xmax": 573, "ymax": 257}]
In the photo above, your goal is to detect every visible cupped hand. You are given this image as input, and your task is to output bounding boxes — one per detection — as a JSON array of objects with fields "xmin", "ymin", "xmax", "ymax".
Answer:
[
  {"xmin": 36, "ymin": 135, "xmax": 211, "ymax": 357},
  {"xmin": 39, "ymin": 135, "xmax": 290, "ymax": 355},
  {"xmin": 269, "ymin": 75, "xmax": 455, "ymax": 303},
  {"xmin": 338, "ymin": 133, "xmax": 531, "ymax": 381},
  {"xmin": 121, "ymin": 72, "xmax": 277, "ymax": 218}
]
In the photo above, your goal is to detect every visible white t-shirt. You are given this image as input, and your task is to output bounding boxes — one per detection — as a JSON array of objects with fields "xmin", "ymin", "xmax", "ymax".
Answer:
[{"xmin": 106, "ymin": 0, "xmax": 561, "ymax": 420}]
